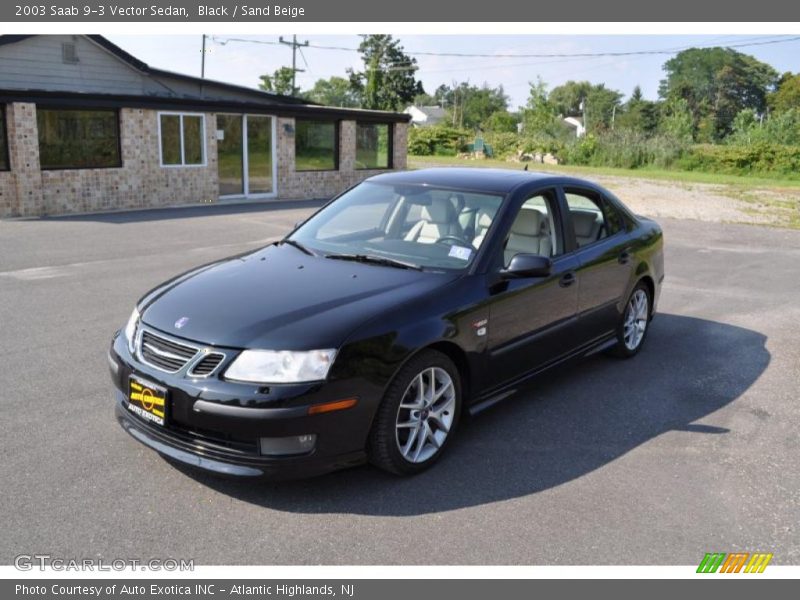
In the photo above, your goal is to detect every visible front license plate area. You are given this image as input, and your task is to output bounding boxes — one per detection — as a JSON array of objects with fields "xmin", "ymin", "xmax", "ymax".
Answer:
[{"xmin": 127, "ymin": 376, "xmax": 167, "ymax": 426}]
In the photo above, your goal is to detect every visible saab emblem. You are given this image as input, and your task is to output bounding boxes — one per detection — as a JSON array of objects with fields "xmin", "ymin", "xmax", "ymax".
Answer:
[{"xmin": 174, "ymin": 316, "xmax": 190, "ymax": 329}]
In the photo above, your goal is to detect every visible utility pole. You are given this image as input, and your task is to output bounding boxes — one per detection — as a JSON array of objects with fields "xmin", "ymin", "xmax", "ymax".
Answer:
[
  {"xmin": 279, "ymin": 35, "xmax": 309, "ymax": 96},
  {"xmin": 201, "ymin": 34, "xmax": 207, "ymax": 78}
]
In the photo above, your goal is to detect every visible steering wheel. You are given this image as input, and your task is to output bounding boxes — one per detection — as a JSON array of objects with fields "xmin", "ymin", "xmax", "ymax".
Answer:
[{"xmin": 435, "ymin": 235, "xmax": 467, "ymax": 246}]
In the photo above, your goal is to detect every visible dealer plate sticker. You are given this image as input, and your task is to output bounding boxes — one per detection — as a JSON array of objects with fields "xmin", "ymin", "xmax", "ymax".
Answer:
[{"xmin": 127, "ymin": 376, "xmax": 167, "ymax": 426}]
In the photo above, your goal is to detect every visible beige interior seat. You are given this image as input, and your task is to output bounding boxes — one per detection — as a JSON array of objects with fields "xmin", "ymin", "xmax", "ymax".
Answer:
[
  {"xmin": 471, "ymin": 208, "xmax": 494, "ymax": 249},
  {"xmin": 571, "ymin": 210, "xmax": 603, "ymax": 247},
  {"xmin": 404, "ymin": 197, "xmax": 463, "ymax": 244},
  {"xmin": 504, "ymin": 208, "xmax": 551, "ymax": 264}
]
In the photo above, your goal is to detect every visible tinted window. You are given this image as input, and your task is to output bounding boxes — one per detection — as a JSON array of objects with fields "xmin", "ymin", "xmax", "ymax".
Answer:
[
  {"xmin": 564, "ymin": 188, "xmax": 620, "ymax": 248},
  {"xmin": 37, "ymin": 109, "xmax": 121, "ymax": 169},
  {"xmin": 295, "ymin": 120, "xmax": 337, "ymax": 171},
  {"xmin": 356, "ymin": 123, "xmax": 391, "ymax": 169}
]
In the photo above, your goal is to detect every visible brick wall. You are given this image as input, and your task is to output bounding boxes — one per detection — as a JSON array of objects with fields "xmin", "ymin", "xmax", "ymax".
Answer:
[{"xmin": 0, "ymin": 104, "xmax": 409, "ymax": 218}]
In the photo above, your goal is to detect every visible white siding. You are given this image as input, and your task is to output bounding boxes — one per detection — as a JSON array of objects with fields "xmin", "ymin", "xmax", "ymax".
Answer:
[{"xmin": 0, "ymin": 35, "xmax": 147, "ymax": 94}]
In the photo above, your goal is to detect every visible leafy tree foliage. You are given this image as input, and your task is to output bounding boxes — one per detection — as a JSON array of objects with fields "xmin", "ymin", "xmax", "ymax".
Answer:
[
  {"xmin": 348, "ymin": 35, "xmax": 424, "ymax": 111},
  {"xmin": 659, "ymin": 47, "xmax": 778, "ymax": 141},
  {"xmin": 434, "ymin": 83, "xmax": 509, "ymax": 129},
  {"xmin": 305, "ymin": 76, "xmax": 361, "ymax": 107},
  {"xmin": 769, "ymin": 72, "xmax": 800, "ymax": 113},
  {"xmin": 258, "ymin": 67, "xmax": 295, "ymax": 96}
]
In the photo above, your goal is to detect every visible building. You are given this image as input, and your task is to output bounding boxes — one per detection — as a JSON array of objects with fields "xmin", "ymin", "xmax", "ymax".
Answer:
[
  {"xmin": 0, "ymin": 35, "xmax": 410, "ymax": 218},
  {"xmin": 403, "ymin": 105, "xmax": 447, "ymax": 128}
]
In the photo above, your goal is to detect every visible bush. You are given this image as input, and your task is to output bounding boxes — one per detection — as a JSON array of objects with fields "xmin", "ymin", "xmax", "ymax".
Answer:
[
  {"xmin": 557, "ymin": 130, "xmax": 688, "ymax": 169},
  {"xmin": 678, "ymin": 142, "xmax": 800, "ymax": 175},
  {"xmin": 407, "ymin": 125, "xmax": 472, "ymax": 156}
]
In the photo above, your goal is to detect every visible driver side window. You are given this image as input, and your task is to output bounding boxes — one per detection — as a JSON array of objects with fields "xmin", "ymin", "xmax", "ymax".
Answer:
[{"xmin": 502, "ymin": 189, "xmax": 560, "ymax": 267}]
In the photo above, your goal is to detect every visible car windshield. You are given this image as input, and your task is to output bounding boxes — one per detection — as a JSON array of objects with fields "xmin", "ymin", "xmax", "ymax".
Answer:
[{"xmin": 289, "ymin": 181, "xmax": 505, "ymax": 270}]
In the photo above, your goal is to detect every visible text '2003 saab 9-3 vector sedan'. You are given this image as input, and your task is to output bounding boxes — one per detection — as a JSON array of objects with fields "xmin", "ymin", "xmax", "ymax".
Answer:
[{"xmin": 109, "ymin": 168, "xmax": 664, "ymax": 479}]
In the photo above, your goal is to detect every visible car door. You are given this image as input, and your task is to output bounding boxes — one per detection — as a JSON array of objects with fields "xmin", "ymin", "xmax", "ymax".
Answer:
[
  {"xmin": 560, "ymin": 186, "xmax": 635, "ymax": 342},
  {"xmin": 484, "ymin": 188, "xmax": 580, "ymax": 388}
]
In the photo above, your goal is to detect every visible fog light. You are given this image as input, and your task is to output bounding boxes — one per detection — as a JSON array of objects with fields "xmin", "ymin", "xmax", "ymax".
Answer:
[{"xmin": 259, "ymin": 434, "xmax": 317, "ymax": 456}]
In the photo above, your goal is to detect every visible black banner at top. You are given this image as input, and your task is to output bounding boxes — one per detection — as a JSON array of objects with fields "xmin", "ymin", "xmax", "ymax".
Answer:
[{"xmin": 4, "ymin": 0, "xmax": 800, "ymax": 22}]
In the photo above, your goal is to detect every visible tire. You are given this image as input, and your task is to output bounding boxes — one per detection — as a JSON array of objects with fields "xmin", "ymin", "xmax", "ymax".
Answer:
[
  {"xmin": 368, "ymin": 349, "xmax": 462, "ymax": 476},
  {"xmin": 609, "ymin": 282, "xmax": 651, "ymax": 358}
]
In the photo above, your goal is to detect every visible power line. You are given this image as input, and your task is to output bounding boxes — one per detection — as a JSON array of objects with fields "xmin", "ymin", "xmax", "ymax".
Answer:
[{"xmin": 212, "ymin": 34, "xmax": 800, "ymax": 60}]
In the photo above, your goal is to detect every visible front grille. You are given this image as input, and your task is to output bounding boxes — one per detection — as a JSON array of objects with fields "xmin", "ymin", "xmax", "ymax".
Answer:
[
  {"xmin": 139, "ymin": 330, "xmax": 198, "ymax": 373},
  {"xmin": 189, "ymin": 353, "xmax": 225, "ymax": 377}
]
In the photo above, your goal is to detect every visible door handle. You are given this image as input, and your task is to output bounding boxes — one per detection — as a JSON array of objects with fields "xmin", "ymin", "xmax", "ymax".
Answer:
[
  {"xmin": 618, "ymin": 249, "xmax": 632, "ymax": 264},
  {"xmin": 559, "ymin": 272, "xmax": 577, "ymax": 288}
]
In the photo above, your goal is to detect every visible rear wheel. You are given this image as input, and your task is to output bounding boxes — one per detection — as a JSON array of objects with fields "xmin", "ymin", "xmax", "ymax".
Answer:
[
  {"xmin": 610, "ymin": 282, "xmax": 651, "ymax": 358},
  {"xmin": 368, "ymin": 350, "xmax": 461, "ymax": 475}
]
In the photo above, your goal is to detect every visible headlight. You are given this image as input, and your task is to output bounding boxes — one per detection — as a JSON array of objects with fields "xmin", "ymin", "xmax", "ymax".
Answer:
[
  {"xmin": 225, "ymin": 349, "xmax": 337, "ymax": 384},
  {"xmin": 124, "ymin": 307, "xmax": 140, "ymax": 354}
]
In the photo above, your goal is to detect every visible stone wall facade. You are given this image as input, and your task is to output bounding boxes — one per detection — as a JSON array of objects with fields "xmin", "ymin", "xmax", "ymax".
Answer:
[{"xmin": 0, "ymin": 102, "xmax": 409, "ymax": 218}]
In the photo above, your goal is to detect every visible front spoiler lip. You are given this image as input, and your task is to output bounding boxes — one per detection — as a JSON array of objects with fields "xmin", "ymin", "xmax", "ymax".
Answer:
[{"xmin": 114, "ymin": 400, "xmax": 367, "ymax": 479}]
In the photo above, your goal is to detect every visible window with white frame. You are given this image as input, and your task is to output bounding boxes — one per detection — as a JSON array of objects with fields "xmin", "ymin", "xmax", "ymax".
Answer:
[{"xmin": 159, "ymin": 113, "xmax": 205, "ymax": 166}]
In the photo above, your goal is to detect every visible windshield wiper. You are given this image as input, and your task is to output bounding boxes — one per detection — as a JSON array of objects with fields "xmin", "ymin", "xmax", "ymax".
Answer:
[
  {"xmin": 279, "ymin": 238, "xmax": 315, "ymax": 256},
  {"xmin": 325, "ymin": 253, "xmax": 423, "ymax": 271}
]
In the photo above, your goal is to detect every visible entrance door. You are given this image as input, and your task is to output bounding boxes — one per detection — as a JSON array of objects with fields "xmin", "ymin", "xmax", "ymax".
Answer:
[{"xmin": 217, "ymin": 115, "xmax": 275, "ymax": 198}]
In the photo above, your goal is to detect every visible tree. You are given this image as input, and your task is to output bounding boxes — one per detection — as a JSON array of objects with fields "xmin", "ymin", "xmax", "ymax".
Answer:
[
  {"xmin": 616, "ymin": 85, "xmax": 660, "ymax": 134},
  {"xmin": 769, "ymin": 72, "xmax": 800, "ymax": 113},
  {"xmin": 435, "ymin": 82, "xmax": 509, "ymax": 129},
  {"xmin": 549, "ymin": 80, "xmax": 623, "ymax": 133},
  {"xmin": 305, "ymin": 76, "xmax": 361, "ymax": 107},
  {"xmin": 659, "ymin": 47, "xmax": 778, "ymax": 140},
  {"xmin": 348, "ymin": 34, "xmax": 424, "ymax": 111},
  {"xmin": 483, "ymin": 110, "xmax": 518, "ymax": 133},
  {"xmin": 659, "ymin": 98, "xmax": 694, "ymax": 142},
  {"xmin": 521, "ymin": 77, "xmax": 561, "ymax": 137},
  {"xmin": 258, "ymin": 67, "xmax": 296, "ymax": 96}
]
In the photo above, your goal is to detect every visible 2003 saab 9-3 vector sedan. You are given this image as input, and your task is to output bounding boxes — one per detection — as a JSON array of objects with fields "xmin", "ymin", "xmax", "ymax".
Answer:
[{"xmin": 109, "ymin": 168, "xmax": 664, "ymax": 478}]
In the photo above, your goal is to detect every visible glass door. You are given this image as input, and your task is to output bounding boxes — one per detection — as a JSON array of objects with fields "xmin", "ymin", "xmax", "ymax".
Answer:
[
  {"xmin": 217, "ymin": 115, "xmax": 275, "ymax": 199},
  {"xmin": 246, "ymin": 116, "xmax": 274, "ymax": 195},
  {"xmin": 217, "ymin": 115, "xmax": 244, "ymax": 196}
]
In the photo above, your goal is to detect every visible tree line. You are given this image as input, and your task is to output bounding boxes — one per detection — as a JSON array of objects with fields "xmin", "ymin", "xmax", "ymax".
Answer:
[{"xmin": 258, "ymin": 35, "xmax": 800, "ymax": 175}]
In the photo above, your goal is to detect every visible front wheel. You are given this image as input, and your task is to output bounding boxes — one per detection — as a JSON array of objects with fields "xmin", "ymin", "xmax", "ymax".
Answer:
[
  {"xmin": 368, "ymin": 350, "xmax": 461, "ymax": 476},
  {"xmin": 610, "ymin": 283, "xmax": 651, "ymax": 358}
]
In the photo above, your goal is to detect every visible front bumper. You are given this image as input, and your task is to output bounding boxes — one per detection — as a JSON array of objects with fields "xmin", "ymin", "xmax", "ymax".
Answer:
[{"xmin": 109, "ymin": 331, "xmax": 378, "ymax": 479}]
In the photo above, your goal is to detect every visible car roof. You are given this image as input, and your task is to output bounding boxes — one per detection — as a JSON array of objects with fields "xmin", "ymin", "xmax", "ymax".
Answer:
[{"xmin": 367, "ymin": 168, "xmax": 595, "ymax": 195}]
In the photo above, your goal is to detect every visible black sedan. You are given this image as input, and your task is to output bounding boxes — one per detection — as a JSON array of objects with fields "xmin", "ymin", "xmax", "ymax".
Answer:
[{"xmin": 109, "ymin": 168, "xmax": 664, "ymax": 478}]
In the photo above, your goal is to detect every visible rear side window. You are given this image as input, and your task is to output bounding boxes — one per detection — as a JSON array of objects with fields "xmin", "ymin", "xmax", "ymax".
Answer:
[{"xmin": 564, "ymin": 188, "xmax": 623, "ymax": 248}]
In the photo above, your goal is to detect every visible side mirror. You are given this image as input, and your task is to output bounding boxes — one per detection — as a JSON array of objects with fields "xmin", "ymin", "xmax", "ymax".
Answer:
[{"xmin": 500, "ymin": 253, "xmax": 552, "ymax": 279}]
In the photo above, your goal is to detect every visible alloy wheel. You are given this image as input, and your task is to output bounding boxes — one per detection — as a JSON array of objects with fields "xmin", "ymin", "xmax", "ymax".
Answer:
[
  {"xmin": 623, "ymin": 288, "xmax": 649, "ymax": 351},
  {"xmin": 395, "ymin": 367, "xmax": 456, "ymax": 464}
]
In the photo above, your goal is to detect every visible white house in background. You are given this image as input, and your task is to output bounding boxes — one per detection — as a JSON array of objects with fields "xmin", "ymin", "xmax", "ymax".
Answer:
[
  {"xmin": 563, "ymin": 116, "xmax": 586, "ymax": 137},
  {"xmin": 404, "ymin": 105, "xmax": 447, "ymax": 128}
]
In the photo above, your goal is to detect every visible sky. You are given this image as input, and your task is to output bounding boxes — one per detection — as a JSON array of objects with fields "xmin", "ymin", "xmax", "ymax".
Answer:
[{"xmin": 107, "ymin": 34, "xmax": 800, "ymax": 108}]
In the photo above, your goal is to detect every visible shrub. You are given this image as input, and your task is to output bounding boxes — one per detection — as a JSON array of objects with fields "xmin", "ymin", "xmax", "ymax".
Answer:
[
  {"xmin": 408, "ymin": 125, "xmax": 472, "ymax": 156},
  {"xmin": 679, "ymin": 142, "xmax": 800, "ymax": 175}
]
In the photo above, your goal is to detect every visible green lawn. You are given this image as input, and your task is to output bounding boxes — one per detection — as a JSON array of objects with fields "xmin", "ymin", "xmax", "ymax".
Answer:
[{"xmin": 409, "ymin": 155, "xmax": 800, "ymax": 190}]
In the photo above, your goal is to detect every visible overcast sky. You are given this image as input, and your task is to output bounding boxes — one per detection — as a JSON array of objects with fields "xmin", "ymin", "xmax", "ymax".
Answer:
[{"xmin": 107, "ymin": 34, "xmax": 800, "ymax": 108}]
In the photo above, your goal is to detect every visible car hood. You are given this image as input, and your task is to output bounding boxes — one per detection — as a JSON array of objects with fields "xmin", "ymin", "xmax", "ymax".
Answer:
[{"xmin": 140, "ymin": 244, "xmax": 459, "ymax": 350}]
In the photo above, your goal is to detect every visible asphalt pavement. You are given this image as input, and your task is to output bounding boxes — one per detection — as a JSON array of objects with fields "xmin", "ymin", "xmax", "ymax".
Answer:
[{"xmin": 1, "ymin": 201, "xmax": 798, "ymax": 565}]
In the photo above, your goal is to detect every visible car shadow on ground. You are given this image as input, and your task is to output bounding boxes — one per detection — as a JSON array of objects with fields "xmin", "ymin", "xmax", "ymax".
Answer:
[
  {"xmin": 170, "ymin": 313, "xmax": 769, "ymax": 515},
  {"xmin": 34, "ymin": 199, "xmax": 328, "ymax": 224}
]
